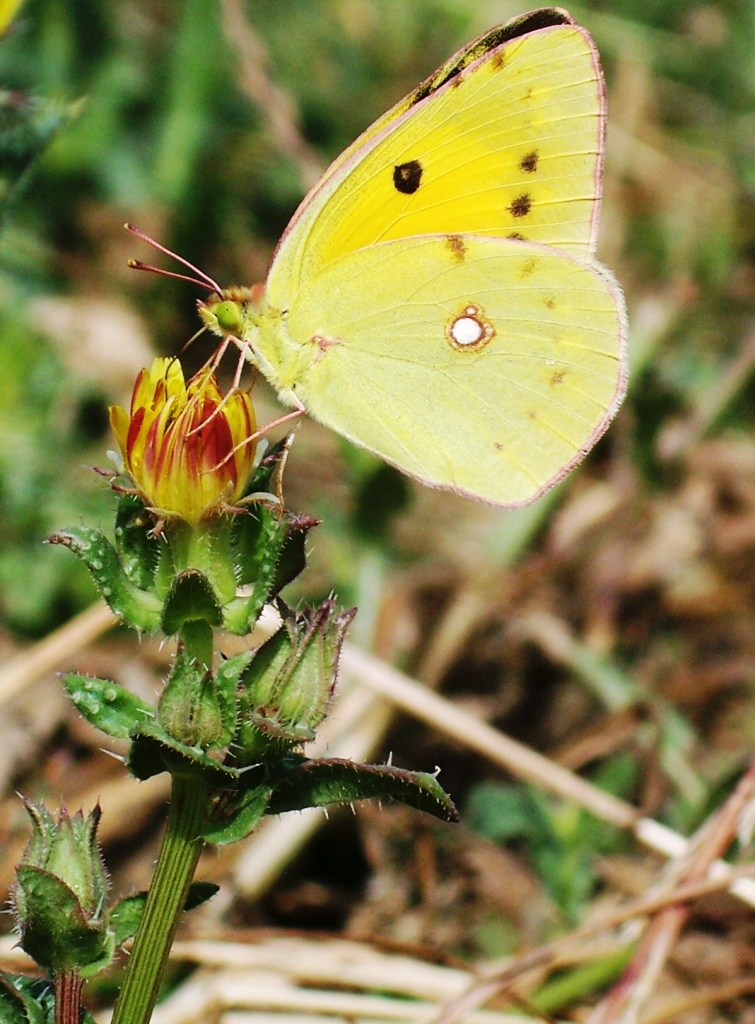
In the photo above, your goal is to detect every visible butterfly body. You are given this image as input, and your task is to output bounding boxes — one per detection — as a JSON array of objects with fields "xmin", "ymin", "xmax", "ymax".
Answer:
[{"xmin": 200, "ymin": 8, "xmax": 627, "ymax": 507}]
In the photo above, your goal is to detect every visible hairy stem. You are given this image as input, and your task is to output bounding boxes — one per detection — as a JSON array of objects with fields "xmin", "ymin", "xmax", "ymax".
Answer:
[
  {"xmin": 55, "ymin": 970, "xmax": 83, "ymax": 1024},
  {"xmin": 110, "ymin": 775, "xmax": 207, "ymax": 1024}
]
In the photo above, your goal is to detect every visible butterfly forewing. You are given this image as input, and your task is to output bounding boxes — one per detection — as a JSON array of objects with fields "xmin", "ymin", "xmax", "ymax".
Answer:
[
  {"xmin": 267, "ymin": 21, "xmax": 605, "ymax": 309},
  {"xmin": 293, "ymin": 9, "xmax": 575, "ymax": 201}
]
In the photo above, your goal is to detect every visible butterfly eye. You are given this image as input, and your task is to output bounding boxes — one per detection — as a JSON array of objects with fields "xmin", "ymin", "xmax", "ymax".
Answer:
[{"xmin": 214, "ymin": 301, "xmax": 243, "ymax": 334}]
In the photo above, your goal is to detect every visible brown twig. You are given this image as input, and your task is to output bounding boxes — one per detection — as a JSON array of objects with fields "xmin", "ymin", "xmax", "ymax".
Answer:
[
  {"xmin": 219, "ymin": 0, "xmax": 324, "ymax": 190},
  {"xmin": 343, "ymin": 642, "xmax": 755, "ymax": 908}
]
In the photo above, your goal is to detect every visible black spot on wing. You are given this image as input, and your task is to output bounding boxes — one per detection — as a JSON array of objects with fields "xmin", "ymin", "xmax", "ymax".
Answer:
[
  {"xmin": 393, "ymin": 160, "xmax": 423, "ymax": 194},
  {"xmin": 519, "ymin": 150, "xmax": 539, "ymax": 173},
  {"xmin": 509, "ymin": 193, "xmax": 532, "ymax": 218}
]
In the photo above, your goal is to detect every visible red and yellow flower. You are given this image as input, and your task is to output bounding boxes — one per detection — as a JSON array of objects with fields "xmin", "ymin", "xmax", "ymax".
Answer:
[{"xmin": 110, "ymin": 358, "xmax": 257, "ymax": 524}]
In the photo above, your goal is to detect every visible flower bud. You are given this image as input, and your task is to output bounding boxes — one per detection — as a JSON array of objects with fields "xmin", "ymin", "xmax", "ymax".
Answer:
[
  {"xmin": 235, "ymin": 601, "xmax": 355, "ymax": 760},
  {"xmin": 12, "ymin": 802, "xmax": 112, "ymax": 975},
  {"xmin": 110, "ymin": 357, "xmax": 257, "ymax": 525}
]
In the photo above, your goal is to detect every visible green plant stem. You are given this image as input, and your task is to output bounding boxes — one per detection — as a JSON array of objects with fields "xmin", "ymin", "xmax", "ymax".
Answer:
[
  {"xmin": 110, "ymin": 774, "xmax": 208, "ymax": 1024},
  {"xmin": 55, "ymin": 969, "xmax": 83, "ymax": 1024},
  {"xmin": 529, "ymin": 945, "xmax": 635, "ymax": 1015}
]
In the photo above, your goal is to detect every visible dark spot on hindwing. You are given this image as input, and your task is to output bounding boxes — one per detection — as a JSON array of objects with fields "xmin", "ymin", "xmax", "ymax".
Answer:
[
  {"xmin": 509, "ymin": 193, "xmax": 532, "ymax": 218},
  {"xmin": 393, "ymin": 160, "xmax": 423, "ymax": 194},
  {"xmin": 445, "ymin": 235, "xmax": 467, "ymax": 263},
  {"xmin": 507, "ymin": 231, "xmax": 526, "ymax": 241},
  {"xmin": 519, "ymin": 150, "xmax": 539, "ymax": 173}
]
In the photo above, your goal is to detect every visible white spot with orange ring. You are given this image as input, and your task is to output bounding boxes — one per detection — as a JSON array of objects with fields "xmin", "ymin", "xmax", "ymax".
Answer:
[{"xmin": 446, "ymin": 304, "xmax": 495, "ymax": 351}]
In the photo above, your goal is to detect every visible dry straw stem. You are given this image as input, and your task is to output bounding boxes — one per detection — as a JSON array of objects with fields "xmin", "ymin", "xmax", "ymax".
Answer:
[
  {"xmin": 131, "ymin": 858, "xmax": 754, "ymax": 1024},
  {"xmin": 146, "ymin": 963, "xmax": 534, "ymax": 1024},
  {"xmin": 0, "ymin": 601, "xmax": 117, "ymax": 706},
  {"xmin": 0, "ymin": 865, "xmax": 751, "ymax": 1017},
  {"xmin": 424, "ymin": 866, "xmax": 755, "ymax": 1024},
  {"xmin": 641, "ymin": 977, "xmax": 755, "ymax": 1024},
  {"xmin": 338, "ymin": 642, "xmax": 755, "ymax": 909}
]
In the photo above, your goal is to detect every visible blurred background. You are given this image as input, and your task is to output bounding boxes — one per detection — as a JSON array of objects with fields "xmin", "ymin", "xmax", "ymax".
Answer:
[{"xmin": 0, "ymin": 0, "xmax": 753, "ymax": 1019}]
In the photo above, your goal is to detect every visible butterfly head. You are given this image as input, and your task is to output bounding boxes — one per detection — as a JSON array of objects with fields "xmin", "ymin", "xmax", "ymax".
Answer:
[{"xmin": 197, "ymin": 284, "xmax": 265, "ymax": 340}]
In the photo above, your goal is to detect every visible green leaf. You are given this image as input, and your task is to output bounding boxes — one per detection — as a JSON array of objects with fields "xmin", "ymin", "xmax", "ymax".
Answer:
[
  {"xmin": 215, "ymin": 649, "xmax": 256, "ymax": 689},
  {"xmin": 17, "ymin": 803, "xmax": 108, "ymax": 924},
  {"xmin": 268, "ymin": 514, "xmax": 316, "ymax": 596},
  {"xmin": 110, "ymin": 893, "xmax": 146, "ymax": 947},
  {"xmin": 0, "ymin": 973, "xmax": 42, "ymax": 1024},
  {"xmin": 158, "ymin": 641, "xmax": 236, "ymax": 749},
  {"xmin": 203, "ymin": 785, "xmax": 272, "ymax": 845},
  {"xmin": 224, "ymin": 445, "xmax": 318, "ymax": 635},
  {"xmin": 352, "ymin": 462, "xmax": 411, "ymax": 543},
  {"xmin": 0, "ymin": 973, "xmax": 54, "ymax": 1024},
  {"xmin": 466, "ymin": 782, "xmax": 625, "ymax": 924},
  {"xmin": 62, "ymin": 673, "xmax": 154, "ymax": 739},
  {"xmin": 184, "ymin": 881, "xmax": 220, "ymax": 909},
  {"xmin": 230, "ymin": 504, "xmax": 285, "ymax": 589},
  {"xmin": 465, "ymin": 783, "xmax": 534, "ymax": 842},
  {"xmin": 0, "ymin": 91, "xmax": 82, "ymax": 232},
  {"xmin": 113, "ymin": 494, "xmax": 160, "ymax": 591},
  {"xmin": 265, "ymin": 758, "xmax": 459, "ymax": 822},
  {"xmin": 161, "ymin": 568, "xmax": 222, "ymax": 635},
  {"xmin": 128, "ymin": 724, "xmax": 238, "ymax": 786},
  {"xmin": 224, "ymin": 513, "xmax": 291, "ymax": 634},
  {"xmin": 232, "ymin": 602, "xmax": 354, "ymax": 762},
  {"xmin": 110, "ymin": 882, "xmax": 218, "ymax": 945},
  {"xmin": 47, "ymin": 528, "xmax": 162, "ymax": 631}
]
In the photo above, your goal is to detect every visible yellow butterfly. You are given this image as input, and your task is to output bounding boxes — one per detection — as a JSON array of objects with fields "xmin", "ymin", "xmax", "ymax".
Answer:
[{"xmin": 199, "ymin": 7, "xmax": 628, "ymax": 507}]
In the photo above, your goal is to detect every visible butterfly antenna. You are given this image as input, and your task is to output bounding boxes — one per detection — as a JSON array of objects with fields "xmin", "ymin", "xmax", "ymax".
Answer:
[
  {"xmin": 125, "ymin": 223, "xmax": 223, "ymax": 294},
  {"xmin": 179, "ymin": 324, "xmax": 210, "ymax": 355}
]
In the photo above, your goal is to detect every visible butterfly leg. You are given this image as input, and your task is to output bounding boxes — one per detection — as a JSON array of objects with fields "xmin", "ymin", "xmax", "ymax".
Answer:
[
  {"xmin": 209, "ymin": 406, "xmax": 303, "ymax": 475},
  {"xmin": 185, "ymin": 334, "xmax": 253, "ymax": 439}
]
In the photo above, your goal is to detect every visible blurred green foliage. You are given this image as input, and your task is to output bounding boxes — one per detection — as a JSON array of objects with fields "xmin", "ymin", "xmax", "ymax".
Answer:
[{"xmin": 466, "ymin": 754, "xmax": 636, "ymax": 923}]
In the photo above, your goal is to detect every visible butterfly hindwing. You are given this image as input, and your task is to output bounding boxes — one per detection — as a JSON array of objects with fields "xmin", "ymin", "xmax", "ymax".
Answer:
[{"xmin": 283, "ymin": 235, "xmax": 626, "ymax": 507}]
